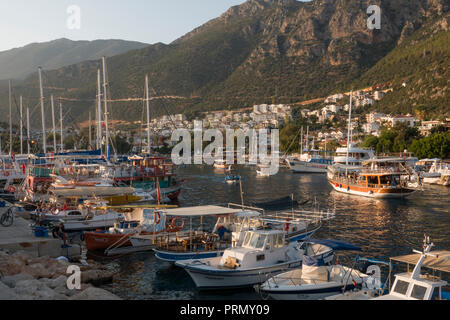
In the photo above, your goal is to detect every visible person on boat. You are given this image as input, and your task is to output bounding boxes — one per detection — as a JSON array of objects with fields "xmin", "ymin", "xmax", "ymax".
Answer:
[
  {"xmin": 34, "ymin": 205, "xmax": 42, "ymax": 226},
  {"xmin": 52, "ymin": 223, "xmax": 68, "ymax": 245},
  {"xmin": 216, "ymin": 225, "xmax": 231, "ymax": 240}
]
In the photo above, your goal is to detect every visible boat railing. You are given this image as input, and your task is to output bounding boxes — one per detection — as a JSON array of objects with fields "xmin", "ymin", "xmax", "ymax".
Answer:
[{"xmin": 227, "ymin": 203, "xmax": 265, "ymax": 215}]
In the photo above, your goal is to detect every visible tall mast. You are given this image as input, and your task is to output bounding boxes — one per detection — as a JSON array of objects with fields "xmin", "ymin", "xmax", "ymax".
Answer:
[
  {"xmin": 306, "ymin": 126, "xmax": 309, "ymax": 151},
  {"xmin": 51, "ymin": 95, "xmax": 57, "ymax": 152},
  {"xmin": 300, "ymin": 126, "xmax": 303, "ymax": 154},
  {"xmin": 145, "ymin": 74, "xmax": 151, "ymax": 155},
  {"xmin": 102, "ymin": 57, "xmax": 110, "ymax": 159},
  {"xmin": 38, "ymin": 67, "xmax": 47, "ymax": 154},
  {"xmin": 59, "ymin": 102, "xmax": 63, "ymax": 153},
  {"xmin": 88, "ymin": 111, "xmax": 92, "ymax": 150},
  {"xmin": 8, "ymin": 80, "xmax": 12, "ymax": 155},
  {"xmin": 26, "ymin": 107, "xmax": 30, "ymax": 155},
  {"xmin": 346, "ymin": 91, "xmax": 353, "ymax": 165},
  {"xmin": 19, "ymin": 96, "xmax": 23, "ymax": 155},
  {"xmin": 97, "ymin": 69, "xmax": 102, "ymax": 152}
]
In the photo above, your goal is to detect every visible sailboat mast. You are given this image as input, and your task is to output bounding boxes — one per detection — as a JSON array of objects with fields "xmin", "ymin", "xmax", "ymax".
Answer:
[
  {"xmin": 88, "ymin": 111, "xmax": 92, "ymax": 150},
  {"xmin": 97, "ymin": 69, "xmax": 102, "ymax": 152},
  {"xmin": 306, "ymin": 126, "xmax": 309, "ymax": 151},
  {"xmin": 300, "ymin": 126, "xmax": 303, "ymax": 154},
  {"xmin": 8, "ymin": 80, "xmax": 12, "ymax": 155},
  {"xmin": 102, "ymin": 57, "xmax": 110, "ymax": 158},
  {"xmin": 59, "ymin": 102, "xmax": 63, "ymax": 153},
  {"xmin": 346, "ymin": 91, "xmax": 353, "ymax": 165},
  {"xmin": 26, "ymin": 107, "xmax": 31, "ymax": 155},
  {"xmin": 38, "ymin": 67, "xmax": 47, "ymax": 154},
  {"xmin": 20, "ymin": 96, "xmax": 23, "ymax": 155},
  {"xmin": 51, "ymin": 95, "xmax": 57, "ymax": 152},
  {"xmin": 145, "ymin": 74, "xmax": 151, "ymax": 155}
]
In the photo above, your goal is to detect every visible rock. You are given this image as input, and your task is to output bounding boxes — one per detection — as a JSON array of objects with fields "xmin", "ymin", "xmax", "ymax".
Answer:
[
  {"xmin": 14, "ymin": 279, "xmax": 68, "ymax": 300},
  {"xmin": 1, "ymin": 273, "xmax": 34, "ymax": 288},
  {"xmin": 0, "ymin": 255, "xmax": 25, "ymax": 276},
  {"xmin": 70, "ymin": 287, "xmax": 121, "ymax": 300},
  {"xmin": 11, "ymin": 251, "xmax": 35, "ymax": 264},
  {"xmin": 80, "ymin": 269, "xmax": 114, "ymax": 285},
  {"xmin": 0, "ymin": 281, "xmax": 19, "ymax": 300},
  {"xmin": 49, "ymin": 275, "xmax": 68, "ymax": 289}
]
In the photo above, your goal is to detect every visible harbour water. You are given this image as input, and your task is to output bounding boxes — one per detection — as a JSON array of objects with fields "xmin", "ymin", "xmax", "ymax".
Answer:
[{"xmin": 96, "ymin": 165, "xmax": 450, "ymax": 300}]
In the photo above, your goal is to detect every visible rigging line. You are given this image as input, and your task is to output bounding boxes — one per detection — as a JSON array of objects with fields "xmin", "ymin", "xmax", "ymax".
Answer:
[{"xmin": 151, "ymin": 85, "xmax": 177, "ymax": 128}]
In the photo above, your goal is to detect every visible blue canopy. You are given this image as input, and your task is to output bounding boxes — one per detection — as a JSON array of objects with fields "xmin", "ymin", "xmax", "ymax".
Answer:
[
  {"xmin": 303, "ymin": 254, "xmax": 327, "ymax": 267},
  {"xmin": 308, "ymin": 239, "xmax": 361, "ymax": 251}
]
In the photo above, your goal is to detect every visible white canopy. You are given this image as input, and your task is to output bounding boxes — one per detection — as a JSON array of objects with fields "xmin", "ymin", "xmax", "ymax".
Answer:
[{"xmin": 162, "ymin": 205, "xmax": 243, "ymax": 217}]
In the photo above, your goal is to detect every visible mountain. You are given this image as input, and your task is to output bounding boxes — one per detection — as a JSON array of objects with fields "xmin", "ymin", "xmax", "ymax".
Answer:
[
  {"xmin": 1, "ymin": 0, "xmax": 448, "ymax": 127},
  {"xmin": 0, "ymin": 38, "xmax": 149, "ymax": 80}
]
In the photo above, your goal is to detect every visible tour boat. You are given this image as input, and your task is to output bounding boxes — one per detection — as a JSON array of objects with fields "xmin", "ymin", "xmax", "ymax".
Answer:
[
  {"xmin": 327, "ymin": 158, "xmax": 418, "ymax": 198},
  {"xmin": 175, "ymin": 230, "xmax": 334, "ymax": 289},
  {"xmin": 289, "ymin": 149, "xmax": 334, "ymax": 173},
  {"xmin": 257, "ymin": 240, "xmax": 368, "ymax": 300}
]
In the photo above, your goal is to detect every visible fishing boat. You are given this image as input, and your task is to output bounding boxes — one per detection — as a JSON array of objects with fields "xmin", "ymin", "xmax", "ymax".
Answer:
[
  {"xmin": 327, "ymin": 158, "xmax": 418, "ymax": 198},
  {"xmin": 59, "ymin": 201, "xmax": 123, "ymax": 231},
  {"xmin": 84, "ymin": 206, "xmax": 181, "ymax": 252},
  {"xmin": 326, "ymin": 235, "xmax": 449, "ymax": 300},
  {"xmin": 418, "ymin": 159, "xmax": 450, "ymax": 186},
  {"xmin": 149, "ymin": 205, "xmax": 264, "ymax": 262},
  {"xmin": 175, "ymin": 229, "xmax": 334, "ymax": 289},
  {"xmin": 256, "ymin": 240, "xmax": 368, "ymax": 300}
]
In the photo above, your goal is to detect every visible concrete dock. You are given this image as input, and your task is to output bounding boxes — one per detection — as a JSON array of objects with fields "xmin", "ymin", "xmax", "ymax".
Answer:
[{"xmin": 0, "ymin": 210, "xmax": 81, "ymax": 258}]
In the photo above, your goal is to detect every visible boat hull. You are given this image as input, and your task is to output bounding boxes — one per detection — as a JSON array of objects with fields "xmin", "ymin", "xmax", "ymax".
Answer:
[
  {"xmin": 178, "ymin": 260, "xmax": 302, "ymax": 289},
  {"xmin": 63, "ymin": 218, "xmax": 117, "ymax": 231},
  {"xmin": 261, "ymin": 283, "xmax": 357, "ymax": 300},
  {"xmin": 291, "ymin": 162, "xmax": 328, "ymax": 173},
  {"xmin": 85, "ymin": 232, "xmax": 134, "ymax": 251},
  {"xmin": 328, "ymin": 180, "xmax": 417, "ymax": 198},
  {"xmin": 154, "ymin": 249, "xmax": 224, "ymax": 263}
]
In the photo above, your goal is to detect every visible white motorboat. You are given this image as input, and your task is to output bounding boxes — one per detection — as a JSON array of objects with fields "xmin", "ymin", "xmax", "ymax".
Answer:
[
  {"xmin": 256, "ymin": 164, "xmax": 272, "ymax": 176},
  {"xmin": 289, "ymin": 150, "xmax": 333, "ymax": 173},
  {"xmin": 60, "ymin": 202, "xmax": 123, "ymax": 231},
  {"xmin": 326, "ymin": 236, "xmax": 449, "ymax": 300},
  {"xmin": 175, "ymin": 230, "xmax": 334, "ymax": 289},
  {"xmin": 257, "ymin": 240, "xmax": 368, "ymax": 300}
]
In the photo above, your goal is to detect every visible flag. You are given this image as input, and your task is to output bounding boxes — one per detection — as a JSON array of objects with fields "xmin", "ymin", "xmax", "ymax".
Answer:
[
  {"xmin": 22, "ymin": 163, "xmax": 26, "ymax": 175},
  {"xmin": 64, "ymin": 201, "xmax": 67, "ymax": 211},
  {"xmin": 11, "ymin": 152, "xmax": 15, "ymax": 162}
]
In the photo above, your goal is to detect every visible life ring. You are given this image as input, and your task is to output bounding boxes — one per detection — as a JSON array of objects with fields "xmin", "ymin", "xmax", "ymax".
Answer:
[
  {"xmin": 153, "ymin": 211, "xmax": 161, "ymax": 225},
  {"xmin": 168, "ymin": 217, "xmax": 184, "ymax": 231}
]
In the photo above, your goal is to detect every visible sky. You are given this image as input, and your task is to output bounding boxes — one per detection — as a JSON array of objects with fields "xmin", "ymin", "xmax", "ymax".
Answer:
[{"xmin": 0, "ymin": 0, "xmax": 249, "ymax": 52}]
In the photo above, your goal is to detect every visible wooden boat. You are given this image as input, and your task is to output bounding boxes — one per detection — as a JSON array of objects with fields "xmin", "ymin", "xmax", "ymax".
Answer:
[{"xmin": 327, "ymin": 158, "xmax": 418, "ymax": 198}]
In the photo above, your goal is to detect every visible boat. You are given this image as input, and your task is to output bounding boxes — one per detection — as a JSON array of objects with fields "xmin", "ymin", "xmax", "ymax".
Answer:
[
  {"xmin": 256, "ymin": 164, "xmax": 272, "ymax": 176},
  {"xmin": 84, "ymin": 206, "xmax": 181, "ymax": 252},
  {"xmin": 175, "ymin": 229, "xmax": 335, "ymax": 290},
  {"xmin": 213, "ymin": 159, "xmax": 230, "ymax": 170},
  {"xmin": 327, "ymin": 158, "xmax": 418, "ymax": 198},
  {"xmin": 256, "ymin": 240, "xmax": 368, "ymax": 300},
  {"xmin": 418, "ymin": 159, "xmax": 450, "ymax": 186},
  {"xmin": 149, "ymin": 205, "xmax": 265, "ymax": 262},
  {"xmin": 59, "ymin": 201, "xmax": 123, "ymax": 231},
  {"xmin": 289, "ymin": 149, "xmax": 334, "ymax": 173},
  {"xmin": 326, "ymin": 235, "xmax": 449, "ymax": 300},
  {"xmin": 225, "ymin": 175, "xmax": 241, "ymax": 184},
  {"xmin": 333, "ymin": 145, "xmax": 375, "ymax": 166}
]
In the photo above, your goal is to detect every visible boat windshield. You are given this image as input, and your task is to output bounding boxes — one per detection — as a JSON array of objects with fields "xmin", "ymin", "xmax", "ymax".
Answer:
[
  {"xmin": 244, "ymin": 232, "xmax": 267, "ymax": 249},
  {"xmin": 393, "ymin": 279, "xmax": 410, "ymax": 295}
]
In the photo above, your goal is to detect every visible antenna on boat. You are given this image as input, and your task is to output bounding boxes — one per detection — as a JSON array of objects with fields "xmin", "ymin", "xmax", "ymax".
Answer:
[
  {"xmin": 239, "ymin": 178, "xmax": 244, "ymax": 208},
  {"xmin": 19, "ymin": 95, "xmax": 23, "ymax": 155},
  {"xmin": 96, "ymin": 69, "xmax": 102, "ymax": 153},
  {"xmin": 410, "ymin": 234, "xmax": 436, "ymax": 280},
  {"xmin": 59, "ymin": 101, "xmax": 64, "ymax": 153},
  {"xmin": 145, "ymin": 74, "xmax": 151, "ymax": 156},
  {"xmin": 8, "ymin": 80, "xmax": 12, "ymax": 156},
  {"xmin": 51, "ymin": 95, "xmax": 57, "ymax": 152}
]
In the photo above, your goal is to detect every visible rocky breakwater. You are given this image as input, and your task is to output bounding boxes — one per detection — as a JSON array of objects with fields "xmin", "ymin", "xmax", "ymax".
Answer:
[{"xmin": 0, "ymin": 249, "xmax": 121, "ymax": 300}]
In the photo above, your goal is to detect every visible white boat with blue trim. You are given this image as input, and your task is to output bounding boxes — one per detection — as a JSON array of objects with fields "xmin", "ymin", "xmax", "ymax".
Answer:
[{"xmin": 175, "ymin": 229, "xmax": 334, "ymax": 289}]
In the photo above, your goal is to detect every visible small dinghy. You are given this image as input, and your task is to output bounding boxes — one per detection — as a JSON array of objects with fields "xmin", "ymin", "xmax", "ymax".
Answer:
[{"xmin": 225, "ymin": 175, "xmax": 241, "ymax": 184}]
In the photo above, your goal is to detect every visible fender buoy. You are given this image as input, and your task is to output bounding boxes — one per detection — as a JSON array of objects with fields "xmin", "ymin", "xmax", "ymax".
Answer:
[
  {"xmin": 168, "ymin": 217, "xmax": 184, "ymax": 231},
  {"xmin": 153, "ymin": 211, "xmax": 161, "ymax": 225}
]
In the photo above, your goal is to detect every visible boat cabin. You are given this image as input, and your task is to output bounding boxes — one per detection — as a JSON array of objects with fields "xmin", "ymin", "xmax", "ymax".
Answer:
[
  {"xmin": 219, "ymin": 230, "xmax": 287, "ymax": 269},
  {"xmin": 381, "ymin": 273, "xmax": 447, "ymax": 300}
]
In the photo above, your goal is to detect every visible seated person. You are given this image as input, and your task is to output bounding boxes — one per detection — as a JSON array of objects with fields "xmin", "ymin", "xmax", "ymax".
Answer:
[{"xmin": 52, "ymin": 223, "xmax": 68, "ymax": 245}]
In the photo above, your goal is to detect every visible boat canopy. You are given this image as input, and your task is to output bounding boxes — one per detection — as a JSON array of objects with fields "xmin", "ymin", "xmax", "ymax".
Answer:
[
  {"xmin": 51, "ymin": 186, "xmax": 135, "ymax": 197},
  {"xmin": 161, "ymin": 205, "xmax": 245, "ymax": 217},
  {"xmin": 390, "ymin": 250, "xmax": 450, "ymax": 274},
  {"xmin": 308, "ymin": 239, "xmax": 361, "ymax": 251}
]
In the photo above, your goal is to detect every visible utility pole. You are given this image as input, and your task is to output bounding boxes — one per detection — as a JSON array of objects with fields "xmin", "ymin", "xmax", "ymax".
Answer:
[
  {"xmin": 145, "ymin": 74, "xmax": 151, "ymax": 155},
  {"xmin": 51, "ymin": 95, "xmax": 57, "ymax": 152},
  {"xmin": 38, "ymin": 67, "xmax": 47, "ymax": 154}
]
